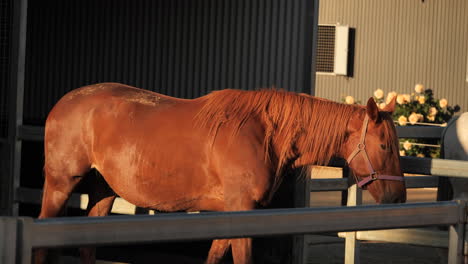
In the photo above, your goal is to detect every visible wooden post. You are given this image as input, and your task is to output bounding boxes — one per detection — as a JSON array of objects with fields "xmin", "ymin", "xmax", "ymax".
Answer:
[
  {"xmin": 0, "ymin": 217, "xmax": 18, "ymax": 263},
  {"xmin": 0, "ymin": 141, "xmax": 9, "ymax": 215},
  {"xmin": 449, "ymin": 223, "xmax": 465, "ymax": 264},
  {"xmin": 448, "ymin": 200, "xmax": 467, "ymax": 264},
  {"xmin": 17, "ymin": 217, "xmax": 33, "ymax": 264},
  {"xmin": 344, "ymin": 183, "xmax": 362, "ymax": 264},
  {"xmin": 293, "ymin": 168, "xmax": 311, "ymax": 264},
  {"xmin": 5, "ymin": 0, "xmax": 28, "ymax": 216}
]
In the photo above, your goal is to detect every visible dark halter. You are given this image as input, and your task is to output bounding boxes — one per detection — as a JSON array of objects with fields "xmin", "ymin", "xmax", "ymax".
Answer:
[{"xmin": 346, "ymin": 115, "xmax": 405, "ymax": 189}]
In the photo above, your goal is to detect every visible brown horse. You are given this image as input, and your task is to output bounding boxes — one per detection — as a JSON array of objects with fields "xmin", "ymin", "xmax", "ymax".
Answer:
[{"xmin": 36, "ymin": 83, "xmax": 406, "ymax": 264}]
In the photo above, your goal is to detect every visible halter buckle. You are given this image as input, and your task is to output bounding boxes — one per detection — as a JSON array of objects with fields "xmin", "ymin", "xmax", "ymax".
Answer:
[
  {"xmin": 370, "ymin": 172, "xmax": 378, "ymax": 180},
  {"xmin": 357, "ymin": 143, "xmax": 366, "ymax": 150}
]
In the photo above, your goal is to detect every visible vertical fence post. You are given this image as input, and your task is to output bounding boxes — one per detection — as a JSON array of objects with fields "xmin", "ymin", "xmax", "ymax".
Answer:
[
  {"xmin": 7, "ymin": 0, "xmax": 28, "ymax": 217},
  {"xmin": 17, "ymin": 217, "xmax": 33, "ymax": 264},
  {"xmin": 0, "ymin": 217, "xmax": 18, "ymax": 263},
  {"xmin": 448, "ymin": 200, "xmax": 467, "ymax": 264},
  {"xmin": 344, "ymin": 183, "xmax": 362, "ymax": 264},
  {"xmin": 465, "ymin": 224, "xmax": 468, "ymax": 264},
  {"xmin": 293, "ymin": 168, "xmax": 311, "ymax": 264}
]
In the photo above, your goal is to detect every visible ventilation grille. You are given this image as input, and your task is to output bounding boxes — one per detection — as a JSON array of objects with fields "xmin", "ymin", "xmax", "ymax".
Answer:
[
  {"xmin": 316, "ymin": 25, "xmax": 335, "ymax": 73},
  {"xmin": 0, "ymin": 0, "xmax": 12, "ymax": 138}
]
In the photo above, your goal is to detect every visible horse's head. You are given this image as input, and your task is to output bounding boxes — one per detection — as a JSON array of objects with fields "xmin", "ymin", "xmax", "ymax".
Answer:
[{"xmin": 342, "ymin": 97, "xmax": 406, "ymax": 204}]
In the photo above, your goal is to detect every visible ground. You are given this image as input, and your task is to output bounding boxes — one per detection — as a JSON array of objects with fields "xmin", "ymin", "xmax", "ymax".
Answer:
[{"xmin": 307, "ymin": 187, "xmax": 448, "ymax": 264}]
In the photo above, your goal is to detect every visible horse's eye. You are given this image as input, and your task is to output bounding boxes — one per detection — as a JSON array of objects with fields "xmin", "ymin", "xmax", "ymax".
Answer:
[{"xmin": 380, "ymin": 144, "xmax": 386, "ymax": 150}]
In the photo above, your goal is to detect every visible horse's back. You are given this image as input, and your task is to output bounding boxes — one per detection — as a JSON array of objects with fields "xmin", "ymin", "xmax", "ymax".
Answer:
[
  {"xmin": 53, "ymin": 82, "xmax": 184, "ymax": 110},
  {"xmin": 43, "ymin": 83, "xmax": 196, "ymax": 175},
  {"xmin": 43, "ymin": 83, "xmax": 228, "ymax": 211},
  {"xmin": 47, "ymin": 82, "xmax": 193, "ymax": 130}
]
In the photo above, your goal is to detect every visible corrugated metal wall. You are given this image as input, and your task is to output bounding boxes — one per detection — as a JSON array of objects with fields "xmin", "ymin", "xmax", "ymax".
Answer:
[
  {"xmin": 0, "ymin": 0, "xmax": 12, "ymax": 138},
  {"xmin": 24, "ymin": 0, "xmax": 315, "ymax": 125},
  {"xmin": 316, "ymin": 0, "xmax": 468, "ymax": 112}
]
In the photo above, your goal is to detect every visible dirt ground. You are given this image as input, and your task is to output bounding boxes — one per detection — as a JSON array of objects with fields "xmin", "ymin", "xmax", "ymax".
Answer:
[
  {"xmin": 307, "ymin": 187, "xmax": 448, "ymax": 264},
  {"xmin": 307, "ymin": 239, "xmax": 447, "ymax": 264}
]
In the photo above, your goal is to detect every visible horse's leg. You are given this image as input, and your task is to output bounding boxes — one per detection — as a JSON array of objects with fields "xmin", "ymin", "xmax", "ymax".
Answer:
[
  {"xmin": 231, "ymin": 238, "xmax": 253, "ymax": 264},
  {"xmin": 206, "ymin": 239, "xmax": 231, "ymax": 264},
  {"xmin": 226, "ymin": 199, "xmax": 255, "ymax": 264},
  {"xmin": 35, "ymin": 166, "xmax": 87, "ymax": 264},
  {"xmin": 205, "ymin": 202, "xmax": 255, "ymax": 264},
  {"xmin": 79, "ymin": 173, "xmax": 116, "ymax": 264}
]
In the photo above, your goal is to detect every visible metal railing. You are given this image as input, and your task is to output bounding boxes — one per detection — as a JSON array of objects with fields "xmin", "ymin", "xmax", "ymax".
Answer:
[
  {"xmin": 295, "ymin": 156, "xmax": 468, "ymax": 264},
  {"xmin": 3, "ymin": 156, "xmax": 468, "ymax": 264},
  {"xmin": 1, "ymin": 200, "xmax": 466, "ymax": 264}
]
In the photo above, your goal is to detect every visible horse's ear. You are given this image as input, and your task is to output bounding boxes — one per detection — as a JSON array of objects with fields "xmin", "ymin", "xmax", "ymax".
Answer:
[
  {"xmin": 366, "ymin": 97, "xmax": 379, "ymax": 122},
  {"xmin": 382, "ymin": 96, "xmax": 397, "ymax": 113}
]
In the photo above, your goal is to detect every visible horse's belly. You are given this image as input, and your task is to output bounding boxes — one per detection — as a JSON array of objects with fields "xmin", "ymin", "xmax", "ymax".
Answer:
[
  {"xmin": 90, "ymin": 119, "xmax": 225, "ymax": 211},
  {"xmin": 97, "ymin": 163, "xmax": 225, "ymax": 212},
  {"xmin": 116, "ymin": 185, "xmax": 225, "ymax": 212}
]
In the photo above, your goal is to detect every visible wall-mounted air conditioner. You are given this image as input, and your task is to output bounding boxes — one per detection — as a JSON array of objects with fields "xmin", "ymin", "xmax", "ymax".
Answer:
[{"xmin": 316, "ymin": 24, "xmax": 350, "ymax": 76}]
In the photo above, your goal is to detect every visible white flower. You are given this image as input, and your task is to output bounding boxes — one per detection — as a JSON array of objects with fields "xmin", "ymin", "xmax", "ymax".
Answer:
[
  {"xmin": 374, "ymin": 89, "xmax": 384, "ymax": 99},
  {"xmin": 403, "ymin": 141, "xmax": 412, "ymax": 151},
  {"xmin": 379, "ymin": 102, "xmax": 387, "ymax": 109},
  {"xmin": 414, "ymin": 84, "xmax": 425, "ymax": 94},
  {"xmin": 398, "ymin": 115, "xmax": 408, "ymax": 126},
  {"xmin": 408, "ymin": 113, "xmax": 419, "ymax": 125},
  {"xmin": 399, "ymin": 150, "xmax": 406, "ymax": 156},
  {"xmin": 418, "ymin": 96, "xmax": 426, "ymax": 104},
  {"xmin": 427, "ymin": 115, "xmax": 435, "ymax": 121},
  {"xmin": 403, "ymin": 94, "xmax": 411, "ymax": 103},
  {"xmin": 429, "ymin": 107, "xmax": 438, "ymax": 116},
  {"xmin": 396, "ymin": 95, "xmax": 406, "ymax": 104},
  {"xmin": 417, "ymin": 113, "xmax": 424, "ymax": 122},
  {"xmin": 439, "ymin": 98, "xmax": 448, "ymax": 108},
  {"xmin": 386, "ymin": 91, "xmax": 397, "ymax": 104},
  {"xmin": 345, "ymin": 96, "xmax": 355, "ymax": 104}
]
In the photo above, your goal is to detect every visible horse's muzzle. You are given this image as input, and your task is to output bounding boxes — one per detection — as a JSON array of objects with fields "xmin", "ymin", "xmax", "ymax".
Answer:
[{"xmin": 380, "ymin": 191, "xmax": 406, "ymax": 204}]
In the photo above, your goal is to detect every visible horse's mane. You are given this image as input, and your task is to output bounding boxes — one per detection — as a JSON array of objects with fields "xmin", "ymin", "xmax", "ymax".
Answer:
[{"xmin": 196, "ymin": 89, "xmax": 361, "ymax": 175}]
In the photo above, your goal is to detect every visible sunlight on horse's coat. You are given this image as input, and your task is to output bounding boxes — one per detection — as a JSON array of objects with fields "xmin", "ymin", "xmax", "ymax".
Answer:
[{"xmin": 36, "ymin": 83, "xmax": 405, "ymax": 264}]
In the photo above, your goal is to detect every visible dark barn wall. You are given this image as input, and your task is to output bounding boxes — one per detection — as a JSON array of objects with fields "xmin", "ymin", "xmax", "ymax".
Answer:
[
  {"xmin": 0, "ymin": 0, "xmax": 12, "ymax": 212},
  {"xmin": 0, "ymin": 0, "xmax": 13, "ymax": 138},
  {"xmin": 24, "ymin": 0, "xmax": 315, "ymax": 125},
  {"xmin": 11, "ymin": 1, "xmax": 317, "ymax": 261}
]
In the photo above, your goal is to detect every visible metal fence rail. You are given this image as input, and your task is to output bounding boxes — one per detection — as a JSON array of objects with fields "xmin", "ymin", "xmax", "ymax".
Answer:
[
  {"xmin": 335, "ymin": 156, "xmax": 468, "ymax": 264},
  {"xmin": 14, "ymin": 156, "xmax": 466, "ymax": 207},
  {"xmin": 4, "ymin": 200, "xmax": 466, "ymax": 264},
  {"xmin": 395, "ymin": 126, "xmax": 444, "ymax": 139}
]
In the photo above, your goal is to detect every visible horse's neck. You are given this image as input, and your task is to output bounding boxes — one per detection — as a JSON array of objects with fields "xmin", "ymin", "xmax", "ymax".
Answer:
[
  {"xmin": 289, "ymin": 114, "xmax": 348, "ymax": 169},
  {"xmin": 266, "ymin": 114, "xmax": 310, "ymax": 173},
  {"xmin": 261, "ymin": 93, "xmax": 352, "ymax": 171}
]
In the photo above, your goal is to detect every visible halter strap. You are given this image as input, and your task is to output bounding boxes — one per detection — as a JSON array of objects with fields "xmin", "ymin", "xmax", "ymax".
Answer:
[{"xmin": 346, "ymin": 115, "xmax": 405, "ymax": 189}]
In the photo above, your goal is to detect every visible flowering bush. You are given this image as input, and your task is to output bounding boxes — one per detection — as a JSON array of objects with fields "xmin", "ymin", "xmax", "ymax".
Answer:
[{"xmin": 343, "ymin": 84, "xmax": 460, "ymax": 158}]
